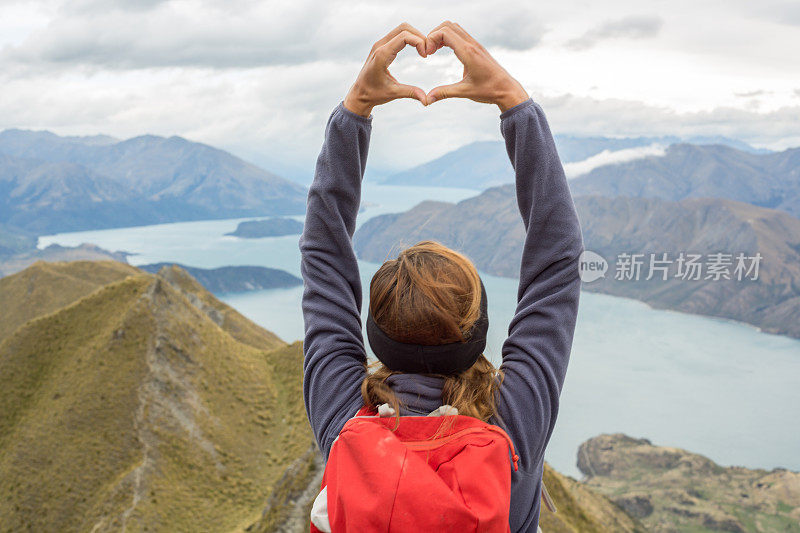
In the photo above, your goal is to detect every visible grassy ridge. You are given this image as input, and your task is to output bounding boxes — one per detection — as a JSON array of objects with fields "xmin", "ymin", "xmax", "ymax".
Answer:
[
  {"xmin": 0, "ymin": 260, "xmax": 139, "ymax": 342},
  {"xmin": 0, "ymin": 262, "xmax": 311, "ymax": 532}
]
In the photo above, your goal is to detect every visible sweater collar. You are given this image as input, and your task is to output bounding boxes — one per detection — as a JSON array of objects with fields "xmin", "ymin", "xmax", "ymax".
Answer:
[{"xmin": 385, "ymin": 373, "xmax": 444, "ymax": 416}]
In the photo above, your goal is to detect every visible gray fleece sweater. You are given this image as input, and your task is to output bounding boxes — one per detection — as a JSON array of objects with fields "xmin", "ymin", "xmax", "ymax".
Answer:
[{"xmin": 300, "ymin": 99, "xmax": 583, "ymax": 532}]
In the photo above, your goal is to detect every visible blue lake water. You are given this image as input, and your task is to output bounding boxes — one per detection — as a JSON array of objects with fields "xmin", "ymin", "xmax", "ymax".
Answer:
[{"xmin": 39, "ymin": 183, "xmax": 800, "ymax": 478}]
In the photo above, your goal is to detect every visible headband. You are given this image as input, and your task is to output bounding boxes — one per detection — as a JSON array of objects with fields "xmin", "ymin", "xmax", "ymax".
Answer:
[{"xmin": 366, "ymin": 280, "xmax": 489, "ymax": 376}]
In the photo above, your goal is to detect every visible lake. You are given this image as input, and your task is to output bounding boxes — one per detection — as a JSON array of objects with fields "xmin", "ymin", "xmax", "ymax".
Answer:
[{"xmin": 39, "ymin": 183, "xmax": 800, "ymax": 478}]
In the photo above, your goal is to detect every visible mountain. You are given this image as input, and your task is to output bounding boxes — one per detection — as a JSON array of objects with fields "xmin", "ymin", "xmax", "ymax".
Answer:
[
  {"xmin": 226, "ymin": 217, "xmax": 304, "ymax": 238},
  {"xmin": 353, "ymin": 188, "xmax": 800, "ymax": 338},
  {"xmin": 0, "ymin": 261, "xmax": 314, "ymax": 531},
  {"xmin": 381, "ymin": 135, "xmax": 766, "ymax": 190},
  {"xmin": 578, "ymin": 434, "xmax": 800, "ymax": 532},
  {"xmin": 0, "ymin": 223, "xmax": 36, "ymax": 259},
  {"xmin": 0, "ymin": 243, "xmax": 129, "ymax": 277},
  {"xmin": 0, "ymin": 129, "xmax": 307, "ymax": 234},
  {"xmin": 138, "ymin": 263, "xmax": 302, "ymax": 293},
  {"xmin": 569, "ymin": 144, "xmax": 800, "ymax": 217}
]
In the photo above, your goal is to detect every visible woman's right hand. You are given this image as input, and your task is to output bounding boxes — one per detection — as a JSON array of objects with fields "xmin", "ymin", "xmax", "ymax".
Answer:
[
  {"xmin": 425, "ymin": 21, "xmax": 529, "ymax": 112},
  {"xmin": 343, "ymin": 23, "xmax": 429, "ymax": 117}
]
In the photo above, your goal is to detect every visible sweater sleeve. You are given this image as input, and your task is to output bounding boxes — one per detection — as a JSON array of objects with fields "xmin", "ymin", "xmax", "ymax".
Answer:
[
  {"xmin": 299, "ymin": 103, "xmax": 371, "ymax": 457},
  {"xmin": 494, "ymin": 99, "xmax": 583, "ymax": 468}
]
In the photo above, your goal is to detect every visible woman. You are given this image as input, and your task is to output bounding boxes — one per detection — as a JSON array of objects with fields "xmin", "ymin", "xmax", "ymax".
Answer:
[{"xmin": 300, "ymin": 21, "xmax": 583, "ymax": 532}]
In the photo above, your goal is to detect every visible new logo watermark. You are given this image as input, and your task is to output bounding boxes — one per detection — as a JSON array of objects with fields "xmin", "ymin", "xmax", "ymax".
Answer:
[
  {"xmin": 579, "ymin": 251, "xmax": 608, "ymax": 283},
  {"xmin": 579, "ymin": 251, "xmax": 762, "ymax": 283}
]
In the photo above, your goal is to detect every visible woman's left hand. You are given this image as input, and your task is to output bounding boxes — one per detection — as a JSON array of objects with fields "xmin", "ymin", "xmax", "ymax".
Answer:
[{"xmin": 343, "ymin": 23, "xmax": 429, "ymax": 117}]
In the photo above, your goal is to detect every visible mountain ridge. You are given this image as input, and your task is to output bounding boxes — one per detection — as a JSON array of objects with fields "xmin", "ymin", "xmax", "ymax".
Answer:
[
  {"xmin": 353, "ymin": 189, "xmax": 800, "ymax": 338},
  {"xmin": 0, "ymin": 129, "xmax": 307, "ymax": 234},
  {"xmin": 0, "ymin": 261, "xmax": 311, "ymax": 531},
  {"xmin": 381, "ymin": 135, "xmax": 772, "ymax": 190},
  {"xmin": 569, "ymin": 143, "xmax": 800, "ymax": 217}
]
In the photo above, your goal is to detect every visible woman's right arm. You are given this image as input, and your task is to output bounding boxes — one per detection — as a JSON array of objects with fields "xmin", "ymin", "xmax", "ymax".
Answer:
[{"xmin": 495, "ymin": 100, "xmax": 583, "ymax": 467}]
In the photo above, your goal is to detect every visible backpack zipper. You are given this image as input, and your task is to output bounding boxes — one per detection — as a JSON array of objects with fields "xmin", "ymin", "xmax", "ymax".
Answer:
[{"xmin": 401, "ymin": 426, "xmax": 520, "ymax": 471}]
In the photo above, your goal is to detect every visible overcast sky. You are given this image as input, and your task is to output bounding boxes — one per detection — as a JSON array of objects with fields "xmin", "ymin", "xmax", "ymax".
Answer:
[{"xmin": 1, "ymin": 0, "xmax": 799, "ymax": 178}]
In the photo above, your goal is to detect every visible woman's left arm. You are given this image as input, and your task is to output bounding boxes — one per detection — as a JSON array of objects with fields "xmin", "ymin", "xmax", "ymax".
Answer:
[{"xmin": 300, "ymin": 24, "xmax": 429, "ymax": 457}]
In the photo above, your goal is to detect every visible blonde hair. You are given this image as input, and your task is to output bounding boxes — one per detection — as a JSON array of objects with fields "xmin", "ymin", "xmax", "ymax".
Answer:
[{"xmin": 362, "ymin": 241, "xmax": 502, "ymax": 421}]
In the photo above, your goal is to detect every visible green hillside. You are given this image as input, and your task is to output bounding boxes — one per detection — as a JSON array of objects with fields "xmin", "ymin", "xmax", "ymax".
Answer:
[
  {"xmin": 0, "ymin": 262, "xmax": 312, "ymax": 532},
  {"xmin": 0, "ymin": 260, "xmax": 140, "ymax": 342}
]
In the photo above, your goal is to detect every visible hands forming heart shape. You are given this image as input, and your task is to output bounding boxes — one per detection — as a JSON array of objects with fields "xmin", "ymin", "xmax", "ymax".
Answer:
[{"xmin": 343, "ymin": 21, "xmax": 529, "ymax": 117}]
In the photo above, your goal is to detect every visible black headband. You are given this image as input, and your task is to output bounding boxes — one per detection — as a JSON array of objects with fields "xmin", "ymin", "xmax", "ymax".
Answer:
[{"xmin": 366, "ymin": 280, "xmax": 489, "ymax": 376}]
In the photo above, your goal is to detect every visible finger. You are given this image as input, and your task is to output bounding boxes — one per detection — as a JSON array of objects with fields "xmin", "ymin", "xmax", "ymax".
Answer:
[
  {"xmin": 426, "ymin": 81, "xmax": 470, "ymax": 104},
  {"xmin": 426, "ymin": 27, "xmax": 469, "ymax": 62},
  {"xmin": 391, "ymin": 83, "xmax": 428, "ymax": 105},
  {"xmin": 426, "ymin": 21, "xmax": 471, "ymax": 52},
  {"xmin": 371, "ymin": 23, "xmax": 428, "ymax": 57},
  {"xmin": 376, "ymin": 31, "xmax": 427, "ymax": 65},
  {"xmin": 430, "ymin": 20, "xmax": 472, "ymax": 41},
  {"xmin": 452, "ymin": 22, "xmax": 481, "ymax": 46}
]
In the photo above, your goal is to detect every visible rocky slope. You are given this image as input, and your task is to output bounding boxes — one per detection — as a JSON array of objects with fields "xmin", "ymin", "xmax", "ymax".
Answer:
[
  {"xmin": 0, "ymin": 261, "xmax": 313, "ymax": 532},
  {"xmin": 0, "ymin": 129, "xmax": 307, "ymax": 233},
  {"xmin": 578, "ymin": 434, "xmax": 800, "ymax": 532},
  {"xmin": 226, "ymin": 217, "xmax": 304, "ymax": 238},
  {"xmin": 353, "ymin": 188, "xmax": 800, "ymax": 338},
  {"xmin": 538, "ymin": 463, "xmax": 646, "ymax": 532}
]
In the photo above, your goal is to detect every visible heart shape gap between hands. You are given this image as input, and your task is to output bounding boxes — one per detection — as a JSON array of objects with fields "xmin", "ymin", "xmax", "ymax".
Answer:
[{"xmin": 343, "ymin": 22, "xmax": 529, "ymax": 117}]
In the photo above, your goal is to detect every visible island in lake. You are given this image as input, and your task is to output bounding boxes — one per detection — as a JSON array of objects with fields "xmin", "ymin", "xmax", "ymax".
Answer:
[
  {"xmin": 138, "ymin": 262, "xmax": 302, "ymax": 294},
  {"xmin": 226, "ymin": 217, "xmax": 303, "ymax": 238}
]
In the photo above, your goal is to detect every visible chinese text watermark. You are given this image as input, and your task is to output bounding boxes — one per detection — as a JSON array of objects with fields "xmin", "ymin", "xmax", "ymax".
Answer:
[{"xmin": 579, "ymin": 251, "xmax": 762, "ymax": 283}]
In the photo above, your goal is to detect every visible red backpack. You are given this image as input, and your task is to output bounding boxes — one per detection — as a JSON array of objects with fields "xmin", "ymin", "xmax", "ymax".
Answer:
[{"xmin": 310, "ymin": 406, "xmax": 519, "ymax": 532}]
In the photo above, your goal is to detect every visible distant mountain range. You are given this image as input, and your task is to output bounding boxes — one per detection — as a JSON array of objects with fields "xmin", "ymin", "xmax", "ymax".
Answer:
[
  {"xmin": 0, "ymin": 129, "xmax": 307, "ymax": 234},
  {"xmin": 579, "ymin": 434, "xmax": 800, "ymax": 531},
  {"xmin": 381, "ymin": 135, "xmax": 770, "ymax": 190},
  {"xmin": 569, "ymin": 143, "xmax": 800, "ymax": 217},
  {"xmin": 353, "ymin": 188, "xmax": 800, "ymax": 338}
]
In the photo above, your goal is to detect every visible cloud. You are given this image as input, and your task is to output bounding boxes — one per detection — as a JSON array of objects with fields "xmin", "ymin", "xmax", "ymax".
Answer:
[
  {"xmin": 539, "ymin": 93, "xmax": 800, "ymax": 150},
  {"xmin": 0, "ymin": 0, "xmax": 546, "ymax": 70},
  {"xmin": 1, "ymin": 1, "xmax": 352, "ymax": 69},
  {"xmin": 563, "ymin": 144, "xmax": 667, "ymax": 179},
  {"xmin": 751, "ymin": 1, "xmax": 800, "ymax": 26},
  {"xmin": 0, "ymin": 0, "xmax": 798, "ymax": 175},
  {"xmin": 477, "ymin": 12, "xmax": 546, "ymax": 50},
  {"xmin": 567, "ymin": 16, "xmax": 664, "ymax": 50},
  {"xmin": 735, "ymin": 90, "xmax": 768, "ymax": 98}
]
